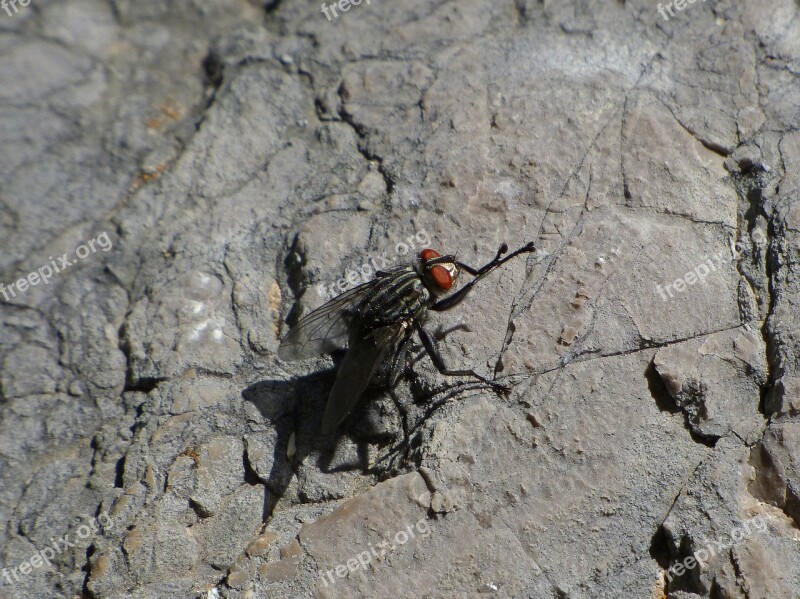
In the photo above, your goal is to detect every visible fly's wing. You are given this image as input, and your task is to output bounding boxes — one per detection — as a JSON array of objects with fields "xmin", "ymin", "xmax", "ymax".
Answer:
[
  {"xmin": 278, "ymin": 281, "xmax": 376, "ymax": 361},
  {"xmin": 321, "ymin": 325, "xmax": 404, "ymax": 433}
]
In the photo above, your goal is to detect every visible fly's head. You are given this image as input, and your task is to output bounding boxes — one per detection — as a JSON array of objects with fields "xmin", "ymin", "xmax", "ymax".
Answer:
[{"xmin": 419, "ymin": 248, "xmax": 459, "ymax": 295}]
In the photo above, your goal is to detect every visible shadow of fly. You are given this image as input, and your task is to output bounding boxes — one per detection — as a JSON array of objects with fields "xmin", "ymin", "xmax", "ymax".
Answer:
[{"xmin": 279, "ymin": 242, "xmax": 536, "ymax": 433}]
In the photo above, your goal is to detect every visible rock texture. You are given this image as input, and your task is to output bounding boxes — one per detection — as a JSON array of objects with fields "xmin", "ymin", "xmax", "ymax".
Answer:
[{"xmin": 1, "ymin": 1, "xmax": 799, "ymax": 598}]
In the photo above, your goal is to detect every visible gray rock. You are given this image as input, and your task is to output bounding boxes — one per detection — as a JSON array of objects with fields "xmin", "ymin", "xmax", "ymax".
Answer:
[{"xmin": 1, "ymin": 0, "xmax": 798, "ymax": 598}]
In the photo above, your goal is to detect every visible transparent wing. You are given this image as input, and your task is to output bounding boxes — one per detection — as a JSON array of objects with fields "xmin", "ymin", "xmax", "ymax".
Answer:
[
  {"xmin": 278, "ymin": 281, "xmax": 376, "ymax": 361},
  {"xmin": 321, "ymin": 325, "xmax": 405, "ymax": 433}
]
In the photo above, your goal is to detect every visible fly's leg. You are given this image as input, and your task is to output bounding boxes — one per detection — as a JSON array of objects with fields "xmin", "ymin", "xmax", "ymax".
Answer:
[
  {"xmin": 453, "ymin": 242, "xmax": 512, "ymax": 276},
  {"xmin": 430, "ymin": 242, "xmax": 536, "ymax": 312},
  {"xmin": 388, "ymin": 324, "xmax": 415, "ymax": 387},
  {"xmin": 414, "ymin": 321, "xmax": 510, "ymax": 395},
  {"xmin": 385, "ymin": 387, "xmax": 412, "ymax": 467},
  {"xmin": 373, "ymin": 323, "xmax": 413, "ymax": 464}
]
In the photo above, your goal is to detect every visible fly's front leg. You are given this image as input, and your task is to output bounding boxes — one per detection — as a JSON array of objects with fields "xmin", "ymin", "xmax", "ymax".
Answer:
[
  {"xmin": 430, "ymin": 242, "xmax": 535, "ymax": 312},
  {"xmin": 414, "ymin": 321, "xmax": 510, "ymax": 395}
]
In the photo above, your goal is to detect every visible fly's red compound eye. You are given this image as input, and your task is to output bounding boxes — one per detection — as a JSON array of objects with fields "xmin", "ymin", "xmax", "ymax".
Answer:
[
  {"xmin": 430, "ymin": 265, "xmax": 454, "ymax": 290},
  {"xmin": 420, "ymin": 248, "xmax": 456, "ymax": 291},
  {"xmin": 420, "ymin": 248, "xmax": 441, "ymax": 261}
]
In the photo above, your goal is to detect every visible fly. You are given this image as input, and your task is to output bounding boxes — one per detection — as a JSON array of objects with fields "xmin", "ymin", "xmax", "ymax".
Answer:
[{"xmin": 278, "ymin": 241, "xmax": 536, "ymax": 433}]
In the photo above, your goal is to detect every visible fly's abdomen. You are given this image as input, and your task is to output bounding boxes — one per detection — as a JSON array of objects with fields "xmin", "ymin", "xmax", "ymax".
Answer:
[{"xmin": 358, "ymin": 269, "xmax": 430, "ymax": 329}]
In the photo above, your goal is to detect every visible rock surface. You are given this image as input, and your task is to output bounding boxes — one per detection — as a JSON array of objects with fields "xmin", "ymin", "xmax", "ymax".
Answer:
[{"xmin": 1, "ymin": 1, "xmax": 799, "ymax": 598}]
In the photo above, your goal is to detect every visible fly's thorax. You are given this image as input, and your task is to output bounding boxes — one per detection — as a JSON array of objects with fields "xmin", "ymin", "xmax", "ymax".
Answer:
[{"xmin": 357, "ymin": 268, "xmax": 431, "ymax": 329}]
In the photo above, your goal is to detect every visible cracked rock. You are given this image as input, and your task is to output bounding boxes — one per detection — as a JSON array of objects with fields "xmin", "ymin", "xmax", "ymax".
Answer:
[
  {"xmin": 653, "ymin": 327, "xmax": 766, "ymax": 441},
  {"xmin": 2, "ymin": 1, "xmax": 799, "ymax": 598}
]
